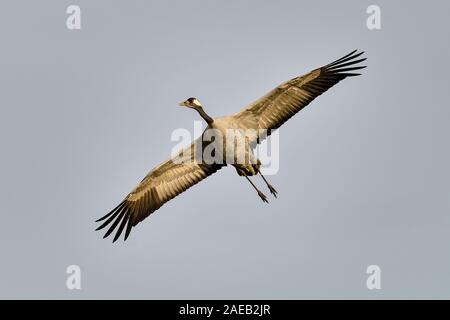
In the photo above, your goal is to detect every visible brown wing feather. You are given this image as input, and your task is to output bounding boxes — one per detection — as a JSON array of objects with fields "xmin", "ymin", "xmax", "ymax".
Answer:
[
  {"xmin": 235, "ymin": 50, "xmax": 366, "ymax": 143},
  {"xmin": 96, "ymin": 139, "xmax": 223, "ymax": 242}
]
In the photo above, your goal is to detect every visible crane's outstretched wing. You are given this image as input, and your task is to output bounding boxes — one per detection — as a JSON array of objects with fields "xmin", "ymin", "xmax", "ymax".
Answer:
[
  {"xmin": 96, "ymin": 140, "xmax": 224, "ymax": 242},
  {"xmin": 234, "ymin": 50, "xmax": 366, "ymax": 143}
]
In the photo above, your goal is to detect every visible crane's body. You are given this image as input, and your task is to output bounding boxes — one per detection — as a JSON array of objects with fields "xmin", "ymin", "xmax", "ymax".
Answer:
[
  {"xmin": 207, "ymin": 116, "xmax": 261, "ymax": 176},
  {"xmin": 96, "ymin": 50, "xmax": 367, "ymax": 242}
]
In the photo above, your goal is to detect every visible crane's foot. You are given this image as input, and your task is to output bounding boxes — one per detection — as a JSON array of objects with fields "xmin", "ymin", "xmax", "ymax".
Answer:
[
  {"xmin": 267, "ymin": 184, "xmax": 278, "ymax": 198},
  {"xmin": 258, "ymin": 191, "xmax": 269, "ymax": 203}
]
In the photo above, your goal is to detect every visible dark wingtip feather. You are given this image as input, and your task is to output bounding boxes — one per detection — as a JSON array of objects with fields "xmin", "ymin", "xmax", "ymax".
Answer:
[
  {"xmin": 103, "ymin": 210, "xmax": 126, "ymax": 239},
  {"xmin": 124, "ymin": 216, "xmax": 133, "ymax": 241},
  {"xmin": 325, "ymin": 50, "xmax": 366, "ymax": 69},
  {"xmin": 324, "ymin": 50, "xmax": 367, "ymax": 77},
  {"xmin": 113, "ymin": 213, "xmax": 130, "ymax": 242},
  {"xmin": 333, "ymin": 66, "xmax": 366, "ymax": 73},
  {"xmin": 96, "ymin": 200, "xmax": 136, "ymax": 242},
  {"xmin": 95, "ymin": 205, "xmax": 123, "ymax": 231},
  {"xmin": 326, "ymin": 50, "xmax": 358, "ymax": 67},
  {"xmin": 96, "ymin": 201, "xmax": 125, "ymax": 222},
  {"xmin": 327, "ymin": 58, "xmax": 367, "ymax": 70}
]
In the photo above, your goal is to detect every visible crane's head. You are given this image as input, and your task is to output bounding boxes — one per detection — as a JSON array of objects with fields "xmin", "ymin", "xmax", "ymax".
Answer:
[{"xmin": 179, "ymin": 97, "xmax": 202, "ymax": 109}]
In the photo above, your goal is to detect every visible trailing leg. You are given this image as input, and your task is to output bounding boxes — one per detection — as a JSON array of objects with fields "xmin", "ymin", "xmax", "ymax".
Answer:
[
  {"xmin": 243, "ymin": 175, "xmax": 268, "ymax": 203},
  {"xmin": 259, "ymin": 172, "xmax": 278, "ymax": 198}
]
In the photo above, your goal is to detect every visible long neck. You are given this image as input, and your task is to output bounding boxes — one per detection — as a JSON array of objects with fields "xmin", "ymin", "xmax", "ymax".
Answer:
[{"xmin": 196, "ymin": 107, "xmax": 214, "ymax": 125}]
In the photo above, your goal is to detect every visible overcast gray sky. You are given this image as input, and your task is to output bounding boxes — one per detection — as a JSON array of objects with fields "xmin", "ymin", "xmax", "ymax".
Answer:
[{"xmin": 0, "ymin": 0, "xmax": 449, "ymax": 299}]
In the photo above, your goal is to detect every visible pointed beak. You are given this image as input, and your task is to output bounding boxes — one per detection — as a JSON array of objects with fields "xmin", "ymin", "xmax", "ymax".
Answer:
[{"xmin": 178, "ymin": 101, "xmax": 186, "ymax": 107}]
